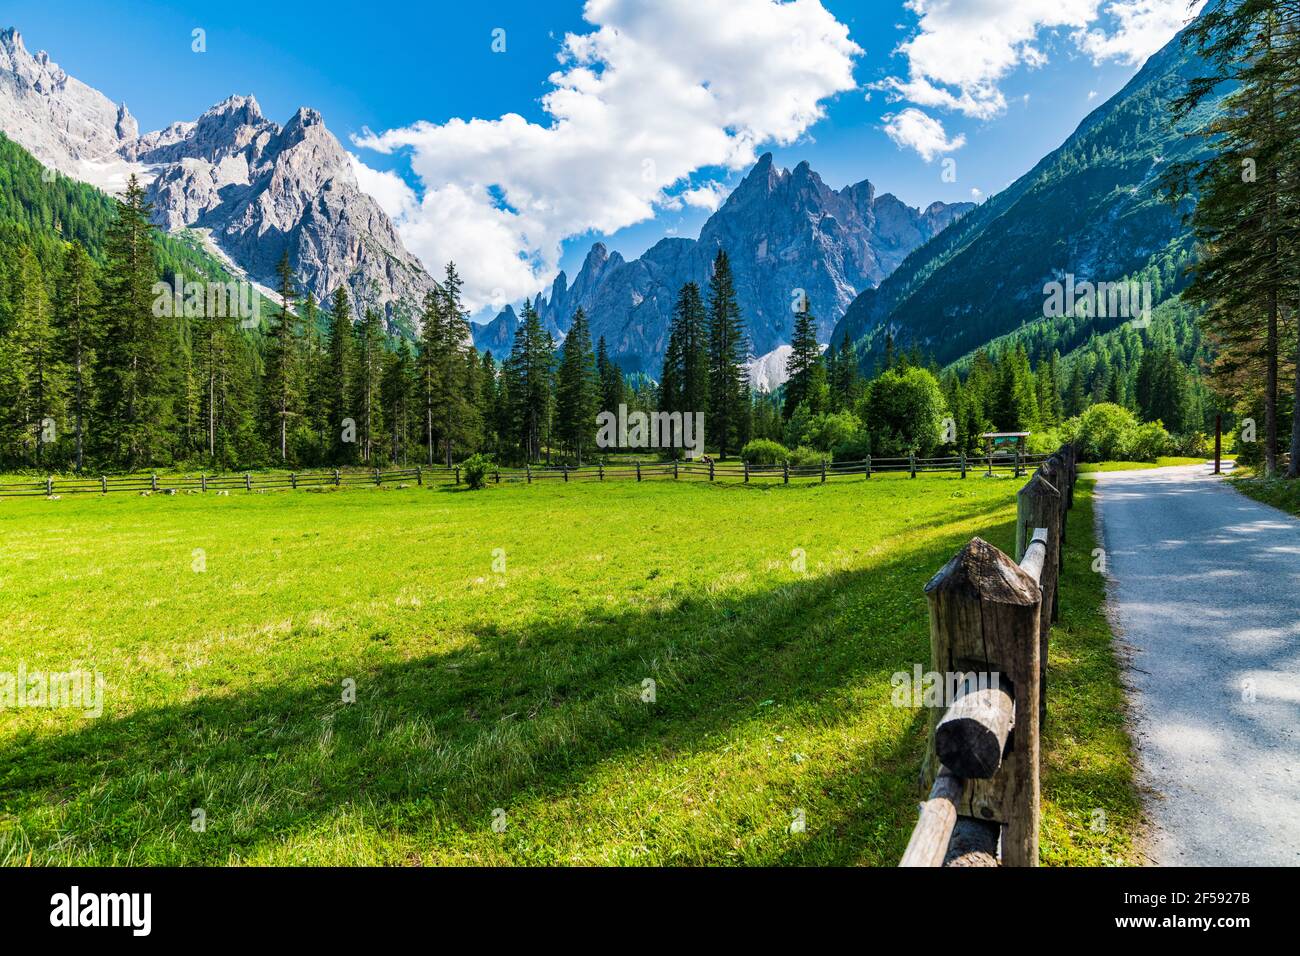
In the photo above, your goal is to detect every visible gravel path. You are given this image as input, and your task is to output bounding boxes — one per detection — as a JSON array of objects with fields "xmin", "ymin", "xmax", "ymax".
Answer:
[{"xmin": 1091, "ymin": 462, "xmax": 1300, "ymax": 865}]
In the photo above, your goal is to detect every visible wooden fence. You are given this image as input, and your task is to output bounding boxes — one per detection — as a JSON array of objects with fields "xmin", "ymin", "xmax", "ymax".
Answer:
[
  {"xmin": 899, "ymin": 444, "xmax": 1077, "ymax": 867},
  {"xmin": 0, "ymin": 451, "xmax": 1053, "ymax": 498}
]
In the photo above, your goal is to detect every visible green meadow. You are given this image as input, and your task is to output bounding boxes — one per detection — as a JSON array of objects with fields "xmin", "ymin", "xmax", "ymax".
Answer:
[{"xmin": 0, "ymin": 473, "xmax": 1135, "ymax": 865}]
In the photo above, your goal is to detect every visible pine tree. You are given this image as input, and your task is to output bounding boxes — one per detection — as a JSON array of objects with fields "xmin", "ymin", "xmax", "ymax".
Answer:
[
  {"xmin": 353, "ymin": 307, "xmax": 386, "ymax": 464},
  {"xmin": 784, "ymin": 301, "xmax": 823, "ymax": 418},
  {"xmin": 706, "ymin": 250, "xmax": 748, "ymax": 458},
  {"xmin": 54, "ymin": 242, "xmax": 97, "ymax": 471},
  {"xmin": 324, "ymin": 286, "xmax": 355, "ymax": 463},
  {"xmin": 1169, "ymin": 1, "xmax": 1300, "ymax": 476},
  {"xmin": 96, "ymin": 175, "xmax": 175, "ymax": 468},
  {"xmin": 555, "ymin": 307, "xmax": 599, "ymax": 463},
  {"xmin": 503, "ymin": 300, "xmax": 554, "ymax": 462},
  {"xmin": 0, "ymin": 247, "xmax": 59, "ymax": 463},
  {"xmin": 263, "ymin": 251, "xmax": 304, "ymax": 461},
  {"xmin": 597, "ymin": 335, "xmax": 625, "ymax": 416}
]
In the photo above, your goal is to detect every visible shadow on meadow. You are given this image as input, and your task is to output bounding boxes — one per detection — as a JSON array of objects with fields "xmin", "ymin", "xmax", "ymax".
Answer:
[{"xmin": 0, "ymin": 493, "xmax": 1019, "ymax": 865}]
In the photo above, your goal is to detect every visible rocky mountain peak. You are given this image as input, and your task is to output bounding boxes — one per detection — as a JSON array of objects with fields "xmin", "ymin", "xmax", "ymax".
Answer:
[
  {"xmin": 0, "ymin": 26, "xmax": 439, "ymax": 333},
  {"xmin": 532, "ymin": 154, "xmax": 975, "ymax": 371}
]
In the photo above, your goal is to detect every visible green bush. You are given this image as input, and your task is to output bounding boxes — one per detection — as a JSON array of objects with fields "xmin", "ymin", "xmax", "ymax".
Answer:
[
  {"xmin": 788, "ymin": 445, "xmax": 828, "ymax": 467},
  {"xmin": 460, "ymin": 454, "xmax": 493, "ymax": 490},
  {"xmin": 740, "ymin": 439, "xmax": 790, "ymax": 466},
  {"xmin": 1123, "ymin": 421, "xmax": 1172, "ymax": 462},
  {"xmin": 1169, "ymin": 431, "xmax": 1210, "ymax": 458},
  {"xmin": 1066, "ymin": 403, "xmax": 1137, "ymax": 461},
  {"xmin": 857, "ymin": 366, "xmax": 949, "ymax": 458},
  {"xmin": 784, "ymin": 406, "xmax": 863, "ymax": 453}
]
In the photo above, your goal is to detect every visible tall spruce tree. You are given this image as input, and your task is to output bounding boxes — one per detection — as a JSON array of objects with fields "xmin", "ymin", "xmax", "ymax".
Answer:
[
  {"xmin": 54, "ymin": 242, "xmax": 97, "ymax": 471},
  {"xmin": 555, "ymin": 307, "xmax": 599, "ymax": 463},
  {"xmin": 706, "ymin": 250, "xmax": 747, "ymax": 458},
  {"xmin": 784, "ymin": 301, "xmax": 824, "ymax": 418},
  {"xmin": 1169, "ymin": 0, "xmax": 1300, "ymax": 476},
  {"xmin": 324, "ymin": 286, "xmax": 355, "ymax": 463},
  {"xmin": 263, "ymin": 251, "xmax": 304, "ymax": 461},
  {"xmin": 96, "ymin": 175, "xmax": 174, "ymax": 468}
]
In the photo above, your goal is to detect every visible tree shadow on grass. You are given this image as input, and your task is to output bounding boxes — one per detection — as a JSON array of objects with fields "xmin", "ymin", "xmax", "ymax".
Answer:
[{"xmin": 0, "ymin": 498, "xmax": 1018, "ymax": 865}]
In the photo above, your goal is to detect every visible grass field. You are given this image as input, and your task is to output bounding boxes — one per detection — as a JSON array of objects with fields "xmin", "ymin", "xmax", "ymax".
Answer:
[
  {"xmin": 1228, "ymin": 470, "xmax": 1300, "ymax": 518},
  {"xmin": 0, "ymin": 472, "xmax": 1136, "ymax": 865}
]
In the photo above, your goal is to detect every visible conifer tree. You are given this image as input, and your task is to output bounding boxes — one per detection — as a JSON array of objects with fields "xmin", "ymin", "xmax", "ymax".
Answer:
[
  {"xmin": 54, "ymin": 242, "xmax": 97, "ymax": 471},
  {"xmin": 556, "ymin": 307, "xmax": 599, "ymax": 463},
  {"xmin": 324, "ymin": 286, "xmax": 355, "ymax": 463},
  {"xmin": 706, "ymin": 250, "xmax": 747, "ymax": 458},
  {"xmin": 96, "ymin": 175, "xmax": 175, "ymax": 467},
  {"xmin": 263, "ymin": 251, "xmax": 304, "ymax": 461}
]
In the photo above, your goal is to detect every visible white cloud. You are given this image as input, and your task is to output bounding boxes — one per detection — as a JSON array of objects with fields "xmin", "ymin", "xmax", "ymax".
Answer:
[
  {"xmin": 871, "ymin": 0, "xmax": 1201, "ymax": 160},
  {"xmin": 348, "ymin": 154, "xmax": 417, "ymax": 221},
  {"xmin": 680, "ymin": 181, "xmax": 731, "ymax": 211},
  {"xmin": 877, "ymin": 0, "xmax": 1102, "ymax": 122},
  {"xmin": 1077, "ymin": 1, "xmax": 1205, "ymax": 66},
  {"xmin": 352, "ymin": 0, "xmax": 861, "ymax": 311},
  {"xmin": 882, "ymin": 107, "xmax": 965, "ymax": 162}
]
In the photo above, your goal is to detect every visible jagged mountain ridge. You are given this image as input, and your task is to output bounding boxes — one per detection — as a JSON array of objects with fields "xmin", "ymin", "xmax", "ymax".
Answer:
[
  {"xmin": 829, "ymin": 19, "xmax": 1222, "ymax": 369},
  {"xmin": 530, "ymin": 153, "xmax": 973, "ymax": 372},
  {"xmin": 0, "ymin": 27, "xmax": 437, "ymax": 334}
]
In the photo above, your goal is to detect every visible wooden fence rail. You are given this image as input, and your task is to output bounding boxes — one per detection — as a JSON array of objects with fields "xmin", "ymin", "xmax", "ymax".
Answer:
[
  {"xmin": 0, "ymin": 452, "xmax": 1054, "ymax": 498},
  {"xmin": 899, "ymin": 443, "xmax": 1077, "ymax": 867}
]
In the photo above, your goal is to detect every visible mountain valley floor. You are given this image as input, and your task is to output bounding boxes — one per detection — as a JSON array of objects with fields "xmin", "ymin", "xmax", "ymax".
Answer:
[{"xmin": 0, "ymin": 475, "xmax": 1135, "ymax": 865}]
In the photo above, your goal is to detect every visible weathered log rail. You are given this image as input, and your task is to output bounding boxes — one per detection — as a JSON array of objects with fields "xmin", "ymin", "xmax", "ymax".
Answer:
[{"xmin": 899, "ymin": 444, "xmax": 1077, "ymax": 867}]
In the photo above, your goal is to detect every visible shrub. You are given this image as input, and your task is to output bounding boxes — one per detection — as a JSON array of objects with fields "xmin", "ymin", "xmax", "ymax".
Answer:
[
  {"xmin": 785, "ymin": 406, "xmax": 863, "ymax": 454},
  {"xmin": 460, "ymin": 453, "xmax": 493, "ymax": 490},
  {"xmin": 1169, "ymin": 430, "xmax": 1210, "ymax": 458},
  {"xmin": 740, "ymin": 439, "xmax": 790, "ymax": 466},
  {"xmin": 1122, "ymin": 421, "xmax": 1172, "ymax": 462},
  {"xmin": 788, "ymin": 445, "xmax": 827, "ymax": 467},
  {"xmin": 1026, "ymin": 429, "xmax": 1062, "ymax": 456},
  {"xmin": 857, "ymin": 366, "xmax": 949, "ymax": 458},
  {"xmin": 1068, "ymin": 403, "xmax": 1137, "ymax": 461}
]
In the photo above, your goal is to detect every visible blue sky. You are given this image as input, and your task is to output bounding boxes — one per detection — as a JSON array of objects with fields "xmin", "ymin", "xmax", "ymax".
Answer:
[{"xmin": 6, "ymin": 0, "xmax": 1202, "ymax": 318}]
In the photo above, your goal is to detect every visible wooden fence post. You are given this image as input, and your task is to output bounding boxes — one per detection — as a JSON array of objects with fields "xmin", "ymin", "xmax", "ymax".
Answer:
[
  {"xmin": 922, "ymin": 537, "xmax": 1043, "ymax": 867},
  {"xmin": 291, "ymin": 473, "xmax": 297, "ymax": 490},
  {"xmin": 455, "ymin": 466, "xmax": 460, "ymax": 485},
  {"xmin": 374, "ymin": 468, "xmax": 381, "ymax": 486},
  {"xmin": 821, "ymin": 459, "xmax": 827, "ymax": 483},
  {"xmin": 710, "ymin": 459, "xmax": 715, "ymax": 481},
  {"xmin": 200, "ymin": 474, "xmax": 206, "ymax": 493},
  {"xmin": 526, "ymin": 464, "xmax": 532, "ymax": 484},
  {"xmin": 598, "ymin": 464, "xmax": 604, "ymax": 481},
  {"xmin": 673, "ymin": 460, "xmax": 679, "ymax": 480},
  {"xmin": 1017, "ymin": 474, "xmax": 1061, "ymax": 722},
  {"xmin": 334, "ymin": 469, "xmax": 341, "ymax": 487},
  {"xmin": 495, "ymin": 468, "xmax": 501, "ymax": 484},
  {"xmin": 960, "ymin": 453, "xmax": 967, "ymax": 479},
  {"xmin": 46, "ymin": 476, "xmax": 53, "ymax": 496},
  {"xmin": 563, "ymin": 464, "xmax": 569, "ymax": 482},
  {"xmin": 744, "ymin": 460, "xmax": 750, "ymax": 483},
  {"xmin": 244, "ymin": 473, "xmax": 252, "ymax": 492},
  {"xmin": 783, "ymin": 461, "xmax": 789, "ymax": 484},
  {"xmin": 152, "ymin": 474, "xmax": 159, "ymax": 493},
  {"xmin": 101, "ymin": 475, "xmax": 108, "ymax": 494},
  {"xmin": 909, "ymin": 454, "xmax": 916, "ymax": 479},
  {"xmin": 865, "ymin": 455, "xmax": 871, "ymax": 479},
  {"xmin": 636, "ymin": 461, "xmax": 641, "ymax": 482},
  {"xmin": 416, "ymin": 466, "xmax": 423, "ymax": 486}
]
